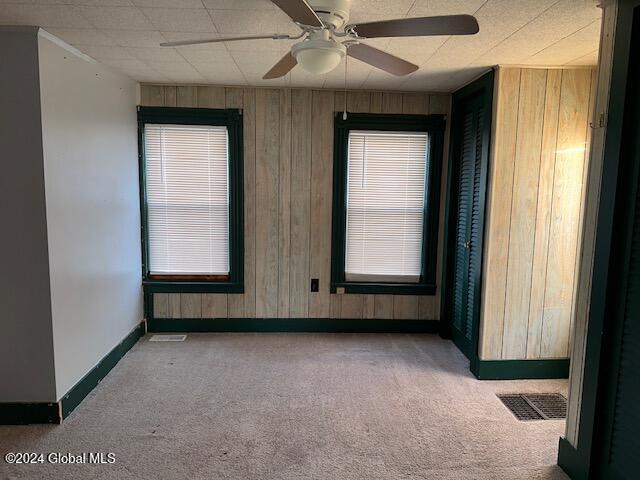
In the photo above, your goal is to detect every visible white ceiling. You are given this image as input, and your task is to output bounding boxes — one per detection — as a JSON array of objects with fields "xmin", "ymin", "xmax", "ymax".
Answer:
[{"xmin": 0, "ymin": 0, "xmax": 602, "ymax": 92}]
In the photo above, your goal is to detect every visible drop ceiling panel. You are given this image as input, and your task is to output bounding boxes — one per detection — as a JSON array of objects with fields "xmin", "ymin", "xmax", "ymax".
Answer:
[
  {"xmin": 202, "ymin": 0, "xmax": 276, "ymax": 10},
  {"xmin": 1, "ymin": 0, "xmax": 601, "ymax": 91},
  {"xmin": 348, "ymin": 0, "xmax": 415, "ymax": 18},
  {"xmin": 132, "ymin": 0, "xmax": 204, "ymax": 8},
  {"xmin": 126, "ymin": 46, "xmax": 186, "ymax": 62},
  {"xmin": 77, "ymin": 6, "xmax": 155, "ymax": 30},
  {"xmin": 408, "ymin": 0, "xmax": 487, "ymax": 16},
  {"xmin": 103, "ymin": 29, "xmax": 167, "ymax": 47},
  {"xmin": 231, "ymin": 49, "xmax": 291, "ymax": 74},
  {"xmin": 290, "ymin": 69, "xmax": 325, "ymax": 88},
  {"xmin": 80, "ymin": 45, "xmax": 134, "ymax": 60},
  {"xmin": 174, "ymin": 45, "xmax": 235, "ymax": 64},
  {"xmin": 525, "ymin": 20, "xmax": 601, "ymax": 65},
  {"xmin": 45, "ymin": 27, "xmax": 117, "ymax": 46},
  {"xmin": 209, "ymin": 9, "xmax": 299, "ymax": 34},
  {"xmin": 567, "ymin": 50, "xmax": 598, "ymax": 65},
  {"xmin": 141, "ymin": 7, "xmax": 216, "ymax": 33},
  {"xmin": 323, "ymin": 58, "xmax": 372, "ymax": 89},
  {"xmin": 470, "ymin": 0, "xmax": 601, "ymax": 66},
  {"xmin": 0, "ymin": 4, "xmax": 91, "ymax": 28}
]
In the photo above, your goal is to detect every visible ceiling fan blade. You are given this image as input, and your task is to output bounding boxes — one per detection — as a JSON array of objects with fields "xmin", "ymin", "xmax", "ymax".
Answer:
[
  {"xmin": 271, "ymin": 0, "xmax": 323, "ymax": 27},
  {"xmin": 349, "ymin": 15, "xmax": 479, "ymax": 38},
  {"xmin": 347, "ymin": 43, "xmax": 418, "ymax": 76},
  {"xmin": 160, "ymin": 34, "xmax": 292, "ymax": 47},
  {"xmin": 263, "ymin": 52, "xmax": 297, "ymax": 79}
]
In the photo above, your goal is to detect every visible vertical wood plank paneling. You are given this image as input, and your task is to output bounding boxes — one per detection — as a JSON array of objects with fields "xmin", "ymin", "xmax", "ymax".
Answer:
[
  {"xmin": 429, "ymin": 93, "xmax": 451, "ymax": 321},
  {"xmin": 340, "ymin": 293, "xmax": 364, "ymax": 319},
  {"xmin": 541, "ymin": 69, "xmax": 591, "ymax": 358},
  {"xmin": 181, "ymin": 293, "xmax": 202, "ymax": 318},
  {"xmin": 502, "ymin": 69, "xmax": 547, "ymax": 359},
  {"xmin": 568, "ymin": 69, "xmax": 597, "ymax": 351},
  {"xmin": 402, "ymin": 92, "xmax": 429, "ymax": 114},
  {"xmin": 527, "ymin": 69, "xmax": 562, "ymax": 358},
  {"xmin": 418, "ymin": 293, "xmax": 436, "ymax": 321},
  {"xmin": 202, "ymin": 293, "xmax": 228, "ymax": 318},
  {"xmin": 480, "ymin": 68, "xmax": 521, "ymax": 359},
  {"xmin": 278, "ymin": 89, "xmax": 292, "ymax": 318},
  {"xmin": 393, "ymin": 296, "xmax": 419, "ymax": 320},
  {"xmin": 177, "ymin": 86, "xmax": 197, "ymax": 107},
  {"xmin": 478, "ymin": 67, "xmax": 594, "ymax": 361},
  {"xmin": 153, "ymin": 293, "xmax": 169, "ymax": 319},
  {"xmin": 255, "ymin": 89, "xmax": 280, "ymax": 318},
  {"xmin": 309, "ymin": 90, "xmax": 334, "ymax": 318},
  {"xmin": 363, "ymin": 296, "xmax": 375, "ymax": 319},
  {"xmin": 140, "ymin": 85, "xmax": 164, "ymax": 106},
  {"xmin": 197, "ymin": 86, "xmax": 225, "ymax": 108},
  {"xmin": 428, "ymin": 94, "xmax": 450, "ymax": 118},
  {"xmin": 382, "ymin": 92, "xmax": 403, "ymax": 113},
  {"xmin": 139, "ymin": 85, "xmax": 453, "ymax": 323},
  {"xmin": 370, "ymin": 91, "xmax": 383, "ymax": 112},
  {"xmin": 374, "ymin": 295, "xmax": 393, "ymax": 319},
  {"xmin": 346, "ymin": 91, "xmax": 370, "ymax": 112},
  {"xmin": 330, "ymin": 294, "xmax": 341, "ymax": 318},
  {"xmin": 168, "ymin": 293, "xmax": 181, "ymax": 319},
  {"xmin": 163, "ymin": 86, "xmax": 177, "ymax": 107},
  {"xmin": 225, "ymin": 87, "xmax": 244, "ymax": 109},
  {"xmin": 289, "ymin": 89, "xmax": 312, "ymax": 318}
]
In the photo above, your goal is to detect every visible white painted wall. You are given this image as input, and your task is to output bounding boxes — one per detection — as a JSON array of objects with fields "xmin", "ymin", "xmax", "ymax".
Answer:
[{"xmin": 37, "ymin": 32, "xmax": 143, "ymax": 399}]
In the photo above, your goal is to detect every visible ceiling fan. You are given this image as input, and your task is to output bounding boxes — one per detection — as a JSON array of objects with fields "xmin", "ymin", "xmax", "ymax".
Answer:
[{"xmin": 160, "ymin": 0, "xmax": 479, "ymax": 79}]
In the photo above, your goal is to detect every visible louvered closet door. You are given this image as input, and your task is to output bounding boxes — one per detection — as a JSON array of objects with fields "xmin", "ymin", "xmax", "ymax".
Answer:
[
  {"xmin": 596, "ymin": 146, "xmax": 640, "ymax": 479},
  {"xmin": 609, "ymin": 169, "xmax": 640, "ymax": 477},
  {"xmin": 451, "ymin": 97, "xmax": 484, "ymax": 358}
]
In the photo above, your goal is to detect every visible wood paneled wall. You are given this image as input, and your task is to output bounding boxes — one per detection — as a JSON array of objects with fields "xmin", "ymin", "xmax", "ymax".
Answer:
[
  {"xmin": 139, "ymin": 85, "xmax": 451, "ymax": 320},
  {"xmin": 479, "ymin": 67, "xmax": 596, "ymax": 360}
]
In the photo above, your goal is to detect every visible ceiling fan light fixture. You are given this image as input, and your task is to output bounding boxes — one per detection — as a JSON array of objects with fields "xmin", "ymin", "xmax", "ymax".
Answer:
[{"xmin": 291, "ymin": 34, "xmax": 346, "ymax": 75}]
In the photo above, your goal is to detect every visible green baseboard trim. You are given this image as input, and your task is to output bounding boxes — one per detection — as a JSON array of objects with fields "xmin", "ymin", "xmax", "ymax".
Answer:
[
  {"xmin": 148, "ymin": 318, "xmax": 439, "ymax": 333},
  {"xmin": 0, "ymin": 402, "xmax": 61, "ymax": 425},
  {"xmin": 471, "ymin": 358, "xmax": 570, "ymax": 380},
  {"xmin": 557, "ymin": 437, "xmax": 589, "ymax": 480},
  {"xmin": 60, "ymin": 322, "xmax": 145, "ymax": 419}
]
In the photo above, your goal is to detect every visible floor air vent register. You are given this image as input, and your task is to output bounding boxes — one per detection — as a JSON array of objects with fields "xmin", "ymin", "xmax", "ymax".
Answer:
[
  {"xmin": 149, "ymin": 334, "xmax": 187, "ymax": 342},
  {"xmin": 497, "ymin": 393, "xmax": 567, "ymax": 421}
]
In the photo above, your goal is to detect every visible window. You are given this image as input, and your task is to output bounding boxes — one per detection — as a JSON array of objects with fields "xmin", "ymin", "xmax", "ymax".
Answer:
[
  {"xmin": 138, "ymin": 107, "xmax": 243, "ymax": 293},
  {"xmin": 331, "ymin": 113, "xmax": 444, "ymax": 295}
]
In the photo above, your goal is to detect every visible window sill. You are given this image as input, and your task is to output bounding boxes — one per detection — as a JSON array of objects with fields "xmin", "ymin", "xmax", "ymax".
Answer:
[
  {"xmin": 330, "ymin": 282, "xmax": 436, "ymax": 295},
  {"xmin": 143, "ymin": 280, "xmax": 243, "ymax": 294}
]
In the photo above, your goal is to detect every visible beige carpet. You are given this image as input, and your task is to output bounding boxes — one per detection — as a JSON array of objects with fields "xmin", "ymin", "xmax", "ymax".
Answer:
[{"xmin": 0, "ymin": 333, "xmax": 569, "ymax": 480}]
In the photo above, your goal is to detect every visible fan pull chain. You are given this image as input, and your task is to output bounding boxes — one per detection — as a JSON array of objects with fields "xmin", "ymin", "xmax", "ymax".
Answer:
[{"xmin": 343, "ymin": 54, "xmax": 348, "ymax": 120}]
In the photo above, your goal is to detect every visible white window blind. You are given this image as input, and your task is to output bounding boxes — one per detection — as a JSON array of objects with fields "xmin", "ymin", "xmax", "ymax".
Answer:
[
  {"xmin": 345, "ymin": 130, "xmax": 429, "ymax": 282},
  {"xmin": 144, "ymin": 123, "xmax": 229, "ymax": 276}
]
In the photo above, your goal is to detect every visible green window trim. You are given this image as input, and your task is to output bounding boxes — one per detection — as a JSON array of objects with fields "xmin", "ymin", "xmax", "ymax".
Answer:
[
  {"xmin": 137, "ymin": 106, "xmax": 244, "ymax": 294},
  {"xmin": 330, "ymin": 112, "xmax": 445, "ymax": 296}
]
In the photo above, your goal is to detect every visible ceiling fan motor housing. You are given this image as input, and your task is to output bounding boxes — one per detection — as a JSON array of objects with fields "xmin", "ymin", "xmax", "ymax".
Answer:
[
  {"xmin": 308, "ymin": 0, "xmax": 351, "ymax": 29},
  {"xmin": 292, "ymin": 29, "xmax": 346, "ymax": 74}
]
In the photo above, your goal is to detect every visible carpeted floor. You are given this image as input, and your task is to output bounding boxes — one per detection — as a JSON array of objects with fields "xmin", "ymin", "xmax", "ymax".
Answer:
[{"xmin": 0, "ymin": 333, "xmax": 569, "ymax": 480}]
